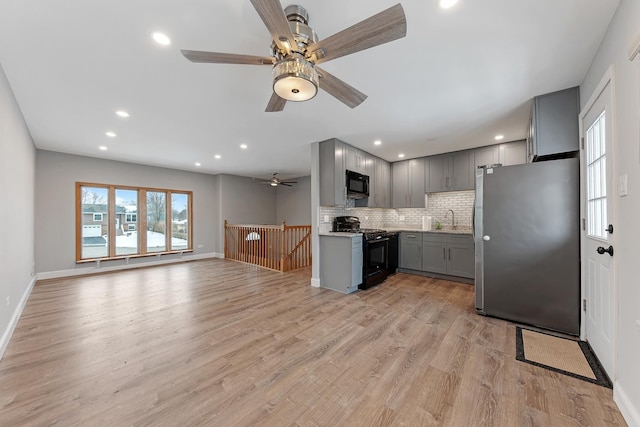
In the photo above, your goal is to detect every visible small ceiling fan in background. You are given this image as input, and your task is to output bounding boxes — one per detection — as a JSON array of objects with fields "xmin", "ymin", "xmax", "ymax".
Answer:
[
  {"xmin": 258, "ymin": 172, "xmax": 298, "ymax": 187},
  {"xmin": 181, "ymin": 0, "xmax": 407, "ymax": 112}
]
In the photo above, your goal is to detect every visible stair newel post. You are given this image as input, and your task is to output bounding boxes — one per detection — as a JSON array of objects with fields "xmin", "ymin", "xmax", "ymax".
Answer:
[{"xmin": 280, "ymin": 221, "xmax": 286, "ymax": 272}]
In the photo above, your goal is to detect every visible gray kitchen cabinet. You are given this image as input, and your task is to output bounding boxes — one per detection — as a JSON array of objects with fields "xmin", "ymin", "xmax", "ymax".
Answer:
[
  {"xmin": 372, "ymin": 157, "xmax": 391, "ymax": 208},
  {"xmin": 399, "ymin": 232, "xmax": 422, "ymax": 270},
  {"xmin": 422, "ymin": 233, "xmax": 474, "ymax": 279},
  {"xmin": 499, "ymin": 140, "xmax": 527, "ymax": 166},
  {"xmin": 474, "ymin": 145, "xmax": 500, "ymax": 169},
  {"xmin": 319, "ymin": 138, "xmax": 347, "ymax": 206},
  {"xmin": 345, "ymin": 145, "xmax": 368, "ymax": 174},
  {"xmin": 422, "ymin": 238, "xmax": 447, "ymax": 274},
  {"xmin": 392, "ymin": 159, "xmax": 425, "ymax": 208},
  {"xmin": 426, "ymin": 150, "xmax": 474, "ymax": 192},
  {"xmin": 527, "ymin": 86, "xmax": 580, "ymax": 162},
  {"xmin": 319, "ymin": 234, "xmax": 362, "ymax": 293}
]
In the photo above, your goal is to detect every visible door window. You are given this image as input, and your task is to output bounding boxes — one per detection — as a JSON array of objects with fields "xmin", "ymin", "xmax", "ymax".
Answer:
[{"xmin": 586, "ymin": 110, "xmax": 607, "ymax": 240}]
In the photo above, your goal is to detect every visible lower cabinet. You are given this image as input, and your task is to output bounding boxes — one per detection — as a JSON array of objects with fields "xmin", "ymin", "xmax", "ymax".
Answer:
[
  {"xmin": 399, "ymin": 232, "xmax": 422, "ymax": 270},
  {"xmin": 423, "ymin": 233, "xmax": 474, "ymax": 279},
  {"xmin": 399, "ymin": 232, "xmax": 474, "ymax": 280},
  {"xmin": 319, "ymin": 235, "xmax": 362, "ymax": 293}
]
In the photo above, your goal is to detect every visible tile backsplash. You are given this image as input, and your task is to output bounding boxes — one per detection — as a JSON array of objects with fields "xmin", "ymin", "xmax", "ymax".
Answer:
[{"xmin": 319, "ymin": 190, "xmax": 475, "ymax": 232}]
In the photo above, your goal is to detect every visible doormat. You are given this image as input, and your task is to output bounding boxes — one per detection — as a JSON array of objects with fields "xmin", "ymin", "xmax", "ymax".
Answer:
[{"xmin": 515, "ymin": 327, "xmax": 612, "ymax": 388}]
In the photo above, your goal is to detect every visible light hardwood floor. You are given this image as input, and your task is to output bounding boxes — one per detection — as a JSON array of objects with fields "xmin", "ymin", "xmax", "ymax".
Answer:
[{"xmin": 0, "ymin": 259, "xmax": 626, "ymax": 426}]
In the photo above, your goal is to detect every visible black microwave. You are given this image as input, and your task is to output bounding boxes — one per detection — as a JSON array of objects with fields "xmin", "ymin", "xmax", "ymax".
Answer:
[{"xmin": 346, "ymin": 170, "xmax": 369, "ymax": 199}]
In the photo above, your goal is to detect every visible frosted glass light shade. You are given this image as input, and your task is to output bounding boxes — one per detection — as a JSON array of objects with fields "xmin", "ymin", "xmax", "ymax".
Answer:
[{"xmin": 272, "ymin": 57, "xmax": 318, "ymax": 102}]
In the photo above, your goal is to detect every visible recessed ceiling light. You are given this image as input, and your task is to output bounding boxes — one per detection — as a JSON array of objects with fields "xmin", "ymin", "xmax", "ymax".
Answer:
[
  {"xmin": 195, "ymin": 162, "xmax": 201, "ymax": 167},
  {"xmin": 494, "ymin": 134, "xmax": 504, "ymax": 141},
  {"xmin": 116, "ymin": 110, "xmax": 130, "ymax": 118},
  {"xmin": 152, "ymin": 32, "xmax": 171, "ymax": 46},
  {"xmin": 398, "ymin": 153, "xmax": 405, "ymax": 158},
  {"xmin": 240, "ymin": 144, "xmax": 248, "ymax": 150},
  {"xmin": 214, "ymin": 154, "xmax": 221, "ymax": 159},
  {"xmin": 105, "ymin": 131, "xmax": 117, "ymax": 138},
  {"xmin": 374, "ymin": 140, "xmax": 382, "ymax": 146},
  {"xmin": 99, "ymin": 146, "xmax": 108, "ymax": 151},
  {"xmin": 439, "ymin": 0, "xmax": 458, "ymax": 9}
]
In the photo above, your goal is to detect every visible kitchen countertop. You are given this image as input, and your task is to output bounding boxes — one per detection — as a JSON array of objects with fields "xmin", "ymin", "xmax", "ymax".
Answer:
[
  {"xmin": 319, "ymin": 232, "xmax": 361, "ymax": 237},
  {"xmin": 384, "ymin": 227, "xmax": 473, "ymax": 235}
]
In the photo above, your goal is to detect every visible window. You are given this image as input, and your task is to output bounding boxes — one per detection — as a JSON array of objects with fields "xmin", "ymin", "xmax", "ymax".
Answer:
[
  {"xmin": 76, "ymin": 183, "xmax": 193, "ymax": 262},
  {"xmin": 586, "ymin": 111, "xmax": 607, "ymax": 240}
]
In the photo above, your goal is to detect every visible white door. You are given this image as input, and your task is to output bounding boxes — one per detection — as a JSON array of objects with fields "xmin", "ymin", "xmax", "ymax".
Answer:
[{"xmin": 581, "ymin": 77, "xmax": 616, "ymax": 379}]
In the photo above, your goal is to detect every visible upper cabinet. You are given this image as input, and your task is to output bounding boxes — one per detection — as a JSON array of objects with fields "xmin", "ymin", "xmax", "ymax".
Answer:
[
  {"xmin": 425, "ymin": 150, "xmax": 474, "ymax": 193},
  {"xmin": 392, "ymin": 159, "xmax": 425, "ymax": 208},
  {"xmin": 345, "ymin": 145, "xmax": 370, "ymax": 175},
  {"xmin": 527, "ymin": 86, "xmax": 580, "ymax": 162},
  {"xmin": 474, "ymin": 140, "xmax": 527, "ymax": 169},
  {"xmin": 499, "ymin": 140, "xmax": 527, "ymax": 166},
  {"xmin": 372, "ymin": 158, "xmax": 391, "ymax": 208},
  {"xmin": 319, "ymin": 138, "xmax": 347, "ymax": 206}
]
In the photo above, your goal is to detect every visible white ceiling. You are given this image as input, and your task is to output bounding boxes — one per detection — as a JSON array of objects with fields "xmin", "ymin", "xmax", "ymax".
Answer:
[{"xmin": 0, "ymin": 0, "xmax": 619, "ymax": 181}]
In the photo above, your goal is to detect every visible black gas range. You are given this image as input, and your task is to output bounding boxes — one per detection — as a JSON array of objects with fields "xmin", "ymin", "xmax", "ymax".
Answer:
[{"xmin": 332, "ymin": 216, "xmax": 398, "ymax": 289}]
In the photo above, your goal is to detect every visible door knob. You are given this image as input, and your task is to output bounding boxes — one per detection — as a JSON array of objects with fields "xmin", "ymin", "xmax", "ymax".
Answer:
[
  {"xmin": 605, "ymin": 224, "xmax": 614, "ymax": 234},
  {"xmin": 596, "ymin": 245, "xmax": 614, "ymax": 256},
  {"xmin": 482, "ymin": 235, "xmax": 490, "ymax": 241}
]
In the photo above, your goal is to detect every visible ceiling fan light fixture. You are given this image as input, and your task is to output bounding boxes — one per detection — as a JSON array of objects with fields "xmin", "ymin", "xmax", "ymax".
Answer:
[
  {"xmin": 270, "ymin": 181, "xmax": 278, "ymax": 187},
  {"xmin": 273, "ymin": 55, "xmax": 318, "ymax": 102}
]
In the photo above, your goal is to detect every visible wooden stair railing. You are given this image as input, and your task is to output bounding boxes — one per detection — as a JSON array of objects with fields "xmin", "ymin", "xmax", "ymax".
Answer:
[{"xmin": 224, "ymin": 220, "xmax": 312, "ymax": 272}]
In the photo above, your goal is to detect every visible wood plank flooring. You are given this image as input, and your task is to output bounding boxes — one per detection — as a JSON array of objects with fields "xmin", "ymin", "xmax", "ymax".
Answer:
[{"xmin": 0, "ymin": 260, "xmax": 626, "ymax": 426}]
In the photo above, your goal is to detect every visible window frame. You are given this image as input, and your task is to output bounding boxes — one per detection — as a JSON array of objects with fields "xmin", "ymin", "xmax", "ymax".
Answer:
[
  {"xmin": 92, "ymin": 213, "xmax": 103, "ymax": 222},
  {"xmin": 76, "ymin": 182, "xmax": 193, "ymax": 263}
]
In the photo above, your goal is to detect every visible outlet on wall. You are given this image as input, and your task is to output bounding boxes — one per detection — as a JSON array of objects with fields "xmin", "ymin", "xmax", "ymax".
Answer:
[{"xmin": 399, "ymin": 215, "xmax": 406, "ymax": 221}]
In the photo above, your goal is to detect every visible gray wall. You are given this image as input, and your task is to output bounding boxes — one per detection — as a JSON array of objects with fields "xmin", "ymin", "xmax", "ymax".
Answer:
[
  {"xmin": 0, "ymin": 62, "xmax": 36, "ymax": 357},
  {"xmin": 216, "ymin": 174, "xmax": 278, "ymax": 252},
  {"xmin": 35, "ymin": 151, "xmax": 219, "ymax": 274},
  {"xmin": 275, "ymin": 175, "xmax": 311, "ymax": 225},
  {"xmin": 580, "ymin": 0, "xmax": 640, "ymax": 420}
]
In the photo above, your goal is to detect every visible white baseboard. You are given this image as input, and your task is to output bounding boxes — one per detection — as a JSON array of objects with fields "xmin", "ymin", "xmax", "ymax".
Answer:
[
  {"xmin": 0, "ymin": 277, "xmax": 36, "ymax": 361},
  {"xmin": 615, "ymin": 381, "xmax": 640, "ymax": 427},
  {"xmin": 37, "ymin": 252, "xmax": 219, "ymax": 280},
  {"xmin": 310, "ymin": 277, "xmax": 320, "ymax": 287}
]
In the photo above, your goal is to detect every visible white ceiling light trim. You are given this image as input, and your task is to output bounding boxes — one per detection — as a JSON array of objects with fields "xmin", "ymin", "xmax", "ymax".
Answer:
[
  {"xmin": 494, "ymin": 134, "xmax": 504, "ymax": 141},
  {"xmin": 105, "ymin": 131, "xmax": 116, "ymax": 137},
  {"xmin": 438, "ymin": 0, "xmax": 459, "ymax": 9},
  {"xmin": 152, "ymin": 32, "xmax": 171, "ymax": 46},
  {"xmin": 115, "ymin": 110, "xmax": 130, "ymax": 118}
]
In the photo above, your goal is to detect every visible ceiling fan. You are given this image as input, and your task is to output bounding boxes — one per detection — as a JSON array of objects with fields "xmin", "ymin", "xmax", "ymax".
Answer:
[
  {"xmin": 181, "ymin": 0, "xmax": 407, "ymax": 112},
  {"xmin": 258, "ymin": 172, "xmax": 298, "ymax": 187}
]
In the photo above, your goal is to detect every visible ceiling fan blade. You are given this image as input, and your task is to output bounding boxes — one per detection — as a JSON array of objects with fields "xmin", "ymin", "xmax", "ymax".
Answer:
[
  {"xmin": 265, "ymin": 92, "xmax": 287, "ymax": 112},
  {"xmin": 250, "ymin": 0, "xmax": 297, "ymax": 53},
  {"xmin": 307, "ymin": 3, "xmax": 407, "ymax": 65},
  {"xmin": 281, "ymin": 181, "xmax": 297, "ymax": 184},
  {"xmin": 181, "ymin": 50, "xmax": 274, "ymax": 65},
  {"xmin": 317, "ymin": 67, "xmax": 367, "ymax": 108},
  {"xmin": 279, "ymin": 183, "xmax": 293, "ymax": 187}
]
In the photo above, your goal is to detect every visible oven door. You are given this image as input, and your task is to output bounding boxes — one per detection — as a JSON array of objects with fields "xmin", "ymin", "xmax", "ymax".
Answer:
[{"xmin": 361, "ymin": 237, "xmax": 389, "ymax": 289}]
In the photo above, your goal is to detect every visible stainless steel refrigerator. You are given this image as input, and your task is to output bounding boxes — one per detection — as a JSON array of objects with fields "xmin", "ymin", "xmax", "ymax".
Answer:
[{"xmin": 474, "ymin": 158, "xmax": 580, "ymax": 336}]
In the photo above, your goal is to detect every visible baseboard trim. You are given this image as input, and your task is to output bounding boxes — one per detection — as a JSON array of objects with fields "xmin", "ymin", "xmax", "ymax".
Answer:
[
  {"xmin": 37, "ymin": 252, "xmax": 219, "ymax": 280},
  {"xmin": 310, "ymin": 277, "xmax": 320, "ymax": 287},
  {"xmin": 614, "ymin": 381, "xmax": 640, "ymax": 427},
  {"xmin": 0, "ymin": 277, "xmax": 36, "ymax": 361}
]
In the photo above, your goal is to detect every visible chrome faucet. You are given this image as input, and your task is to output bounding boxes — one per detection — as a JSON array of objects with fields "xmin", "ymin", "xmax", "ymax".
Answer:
[{"xmin": 445, "ymin": 209, "xmax": 455, "ymax": 229}]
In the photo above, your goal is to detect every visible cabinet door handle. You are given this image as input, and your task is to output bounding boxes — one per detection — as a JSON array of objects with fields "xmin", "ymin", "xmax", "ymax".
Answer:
[
  {"xmin": 407, "ymin": 235, "xmax": 416, "ymax": 239},
  {"xmin": 448, "ymin": 248, "xmax": 451, "ymax": 260},
  {"xmin": 443, "ymin": 247, "xmax": 446, "ymax": 260}
]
